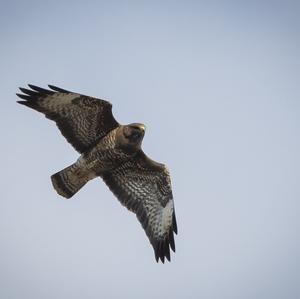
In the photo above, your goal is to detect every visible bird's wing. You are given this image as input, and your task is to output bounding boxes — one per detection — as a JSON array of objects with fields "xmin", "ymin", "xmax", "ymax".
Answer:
[
  {"xmin": 17, "ymin": 84, "xmax": 119, "ymax": 153},
  {"xmin": 102, "ymin": 150, "xmax": 177, "ymax": 263}
]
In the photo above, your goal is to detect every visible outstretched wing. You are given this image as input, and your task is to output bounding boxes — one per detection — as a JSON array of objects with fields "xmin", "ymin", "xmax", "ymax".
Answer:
[
  {"xmin": 102, "ymin": 151, "xmax": 177, "ymax": 263},
  {"xmin": 17, "ymin": 84, "xmax": 119, "ymax": 153}
]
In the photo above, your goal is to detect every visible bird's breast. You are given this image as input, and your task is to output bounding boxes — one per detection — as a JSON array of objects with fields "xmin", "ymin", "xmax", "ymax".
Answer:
[{"xmin": 81, "ymin": 148, "xmax": 130, "ymax": 175}]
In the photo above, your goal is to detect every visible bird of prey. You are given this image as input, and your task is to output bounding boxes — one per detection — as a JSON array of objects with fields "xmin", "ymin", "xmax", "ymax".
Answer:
[{"xmin": 17, "ymin": 84, "xmax": 177, "ymax": 263}]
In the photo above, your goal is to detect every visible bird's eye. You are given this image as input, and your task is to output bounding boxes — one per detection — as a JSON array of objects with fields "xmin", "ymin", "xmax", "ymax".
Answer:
[
  {"xmin": 130, "ymin": 130, "xmax": 141, "ymax": 141},
  {"xmin": 124, "ymin": 127, "xmax": 141, "ymax": 141}
]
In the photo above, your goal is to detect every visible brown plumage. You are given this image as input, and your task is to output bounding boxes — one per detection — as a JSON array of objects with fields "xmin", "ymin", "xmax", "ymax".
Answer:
[{"xmin": 17, "ymin": 84, "xmax": 177, "ymax": 263}]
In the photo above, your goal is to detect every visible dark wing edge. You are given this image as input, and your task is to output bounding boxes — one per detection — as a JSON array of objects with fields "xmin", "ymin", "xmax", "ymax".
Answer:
[
  {"xmin": 102, "ymin": 152, "xmax": 177, "ymax": 263},
  {"xmin": 16, "ymin": 84, "xmax": 119, "ymax": 153},
  {"xmin": 17, "ymin": 84, "xmax": 69, "ymax": 101}
]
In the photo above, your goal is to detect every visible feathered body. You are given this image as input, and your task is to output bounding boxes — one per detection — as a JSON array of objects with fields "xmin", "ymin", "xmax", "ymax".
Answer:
[{"xmin": 17, "ymin": 84, "xmax": 177, "ymax": 263}]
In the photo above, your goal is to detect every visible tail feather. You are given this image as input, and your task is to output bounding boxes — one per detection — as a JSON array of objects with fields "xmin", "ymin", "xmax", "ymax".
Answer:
[{"xmin": 51, "ymin": 163, "xmax": 95, "ymax": 198}]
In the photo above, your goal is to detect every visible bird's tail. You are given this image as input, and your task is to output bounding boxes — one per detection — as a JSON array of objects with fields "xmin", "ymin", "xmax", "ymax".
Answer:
[{"xmin": 51, "ymin": 162, "xmax": 95, "ymax": 199}]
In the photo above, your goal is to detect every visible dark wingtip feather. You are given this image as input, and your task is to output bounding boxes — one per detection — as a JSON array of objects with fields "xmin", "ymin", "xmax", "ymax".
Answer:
[
  {"xmin": 164, "ymin": 242, "xmax": 171, "ymax": 262},
  {"xmin": 155, "ymin": 249, "xmax": 159, "ymax": 263},
  {"xmin": 159, "ymin": 241, "xmax": 166, "ymax": 263},
  {"xmin": 154, "ymin": 240, "xmax": 170, "ymax": 263},
  {"xmin": 17, "ymin": 100, "xmax": 26, "ymax": 105},
  {"xmin": 152, "ymin": 227, "xmax": 176, "ymax": 263},
  {"xmin": 16, "ymin": 99, "xmax": 37, "ymax": 109},
  {"xmin": 16, "ymin": 93, "xmax": 31, "ymax": 100},
  {"xmin": 48, "ymin": 85, "xmax": 69, "ymax": 93},
  {"xmin": 173, "ymin": 212, "xmax": 178, "ymax": 234},
  {"xmin": 19, "ymin": 87, "xmax": 38, "ymax": 96},
  {"xmin": 28, "ymin": 84, "xmax": 54, "ymax": 95},
  {"xmin": 153, "ymin": 241, "xmax": 160, "ymax": 262},
  {"xmin": 169, "ymin": 230, "xmax": 176, "ymax": 252}
]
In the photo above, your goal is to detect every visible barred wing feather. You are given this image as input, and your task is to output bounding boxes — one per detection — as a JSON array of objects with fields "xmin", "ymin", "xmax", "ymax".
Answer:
[
  {"xmin": 17, "ymin": 84, "xmax": 119, "ymax": 153},
  {"xmin": 102, "ymin": 151, "xmax": 177, "ymax": 263}
]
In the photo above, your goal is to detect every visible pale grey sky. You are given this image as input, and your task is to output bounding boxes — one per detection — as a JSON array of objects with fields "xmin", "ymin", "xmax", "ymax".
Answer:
[{"xmin": 1, "ymin": 1, "xmax": 299, "ymax": 298}]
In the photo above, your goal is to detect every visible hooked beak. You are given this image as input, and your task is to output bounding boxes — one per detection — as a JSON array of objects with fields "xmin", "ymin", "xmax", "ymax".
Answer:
[{"xmin": 138, "ymin": 124, "xmax": 146, "ymax": 133}]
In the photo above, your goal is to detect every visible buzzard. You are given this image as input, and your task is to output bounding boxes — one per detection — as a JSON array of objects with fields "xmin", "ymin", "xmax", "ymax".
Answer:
[{"xmin": 17, "ymin": 84, "xmax": 177, "ymax": 263}]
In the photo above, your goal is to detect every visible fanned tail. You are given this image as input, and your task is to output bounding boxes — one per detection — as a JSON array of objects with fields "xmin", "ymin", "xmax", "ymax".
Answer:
[{"xmin": 51, "ymin": 162, "xmax": 95, "ymax": 198}]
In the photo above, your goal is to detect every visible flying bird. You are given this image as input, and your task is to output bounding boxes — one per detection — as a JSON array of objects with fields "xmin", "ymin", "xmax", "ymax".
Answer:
[{"xmin": 17, "ymin": 84, "xmax": 177, "ymax": 263}]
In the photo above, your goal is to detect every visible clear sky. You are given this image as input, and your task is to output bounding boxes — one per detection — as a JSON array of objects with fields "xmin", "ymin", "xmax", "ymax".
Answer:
[{"xmin": 1, "ymin": 1, "xmax": 299, "ymax": 298}]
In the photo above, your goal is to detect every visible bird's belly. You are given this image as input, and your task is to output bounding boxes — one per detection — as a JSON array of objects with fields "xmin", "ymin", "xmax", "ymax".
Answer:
[{"xmin": 80, "ymin": 150, "xmax": 129, "ymax": 175}]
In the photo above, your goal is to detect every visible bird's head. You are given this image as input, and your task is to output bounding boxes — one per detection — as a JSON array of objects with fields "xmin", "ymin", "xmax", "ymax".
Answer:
[
  {"xmin": 123, "ymin": 123, "xmax": 146, "ymax": 143},
  {"xmin": 117, "ymin": 123, "xmax": 146, "ymax": 152}
]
